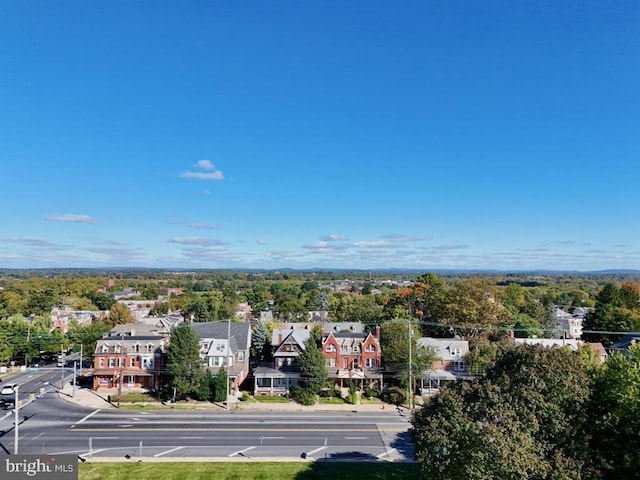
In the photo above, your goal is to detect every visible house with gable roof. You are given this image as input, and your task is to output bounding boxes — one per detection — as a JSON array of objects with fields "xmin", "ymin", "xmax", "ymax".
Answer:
[
  {"xmin": 252, "ymin": 325, "xmax": 312, "ymax": 396},
  {"xmin": 415, "ymin": 337, "xmax": 470, "ymax": 395},
  {"xmin": 190, "ymin": 321, "xmax": 252, "ymax": 393},
  {"xmin": 91, "ymin": 323, "xmax": 167, "ymax": 391},
  {"xmin": 320, "ymin": 323, "xmax": 383, "ymax": 390}
]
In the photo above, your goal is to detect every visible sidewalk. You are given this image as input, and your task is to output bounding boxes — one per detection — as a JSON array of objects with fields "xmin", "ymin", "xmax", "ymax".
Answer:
[{"xmin": 58, "ymin": 386, "xmax": 400, "ymax": 413}]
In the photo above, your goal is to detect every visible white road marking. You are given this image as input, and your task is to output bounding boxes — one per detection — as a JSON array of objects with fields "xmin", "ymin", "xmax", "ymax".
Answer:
[
  {"xmin": 154, "ymin": 446, "xmax": 184, "ymax": 457},
  {"xmin": 377, "ymin": 448, "xmax": 398, "ymax": 459},
  {"xmin": 305, "ymin": 446, "xmax": 327, "ymax": 456},
  {"xmin": 72, "ymin": 409, "xmax": 100, "ymax": 428},
  {"xmin": 229, "ymin": 446, "xmax": 256, "ymax": 457}
]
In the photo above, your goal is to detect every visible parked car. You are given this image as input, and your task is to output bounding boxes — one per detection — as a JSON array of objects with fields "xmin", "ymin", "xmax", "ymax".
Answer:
[{"xmin": 0, "ymin": 397, "xmax": 15, "ymax": 410}]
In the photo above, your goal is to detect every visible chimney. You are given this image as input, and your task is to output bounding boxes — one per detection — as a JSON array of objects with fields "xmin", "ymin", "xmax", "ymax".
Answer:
[{"xmin": 375, "ymin": 325, "xmax": 380, "ymax": 339}]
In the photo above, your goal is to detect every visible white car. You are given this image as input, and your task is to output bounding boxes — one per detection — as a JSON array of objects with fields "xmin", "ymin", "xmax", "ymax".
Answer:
[{"xmin": 1, "ymin": 384, "xmax": 16, "ymax": 395}]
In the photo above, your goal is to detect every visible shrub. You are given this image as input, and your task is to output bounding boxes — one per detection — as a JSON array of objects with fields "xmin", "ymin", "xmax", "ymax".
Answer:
[
  {"xmin": 320, "ymin": 387, "xmax": 341, "ymax": 398},
  {"xmin": 346, "ymin": 392, "xmax": 358, "ymax": 405},
  {"xmin": 291, "ymin": 386, "xmax": 317, "ymax": 406},
  {"xmin": 364, "ymin": 389, "xmax": 379, "ymax": 398},
  {"xmin": 388, "ymin": 386, "xmax": 406, "ymax": 405},
  {"xmin": 239, "ymin": 391, "xmax": 250, "ymax": 402}
]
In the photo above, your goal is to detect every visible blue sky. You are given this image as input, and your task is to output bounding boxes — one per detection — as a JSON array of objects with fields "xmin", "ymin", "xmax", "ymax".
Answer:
[{"xmin": 1, "ymin": 1, "xmax": 638, "ymax": 271}]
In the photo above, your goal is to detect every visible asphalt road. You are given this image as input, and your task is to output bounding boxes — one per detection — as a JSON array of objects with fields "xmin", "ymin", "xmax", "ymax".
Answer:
[{"xmin": 0, "ymin": 375, "xmax": 414, "ymax": 461}]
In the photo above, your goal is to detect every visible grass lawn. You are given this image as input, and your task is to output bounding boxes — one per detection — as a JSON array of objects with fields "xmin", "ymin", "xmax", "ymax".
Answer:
[
  {"xmin": 318, "ymin": 397, "xmax": 345, "ymax": 404},
  {"xmin": 79, "ymin": 462, "xmax": 419, "ymax": 480},
  {"xmin": 254, "ymin": 394, "xmax": 290, "ymax": 403}
]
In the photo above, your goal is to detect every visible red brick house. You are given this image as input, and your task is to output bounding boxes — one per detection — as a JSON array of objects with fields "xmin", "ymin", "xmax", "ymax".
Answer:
[
  {"xmin": 321, "ymin": 324, "xmax": 383, "ymax": 390},
  {"xmin": 91, "ymin": 335, "xmax": 166, "ymax": 392}
]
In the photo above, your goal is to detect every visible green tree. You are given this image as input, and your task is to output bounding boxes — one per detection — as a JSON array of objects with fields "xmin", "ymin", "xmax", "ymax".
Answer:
[
  {"xmin": 380, "ymin": 319, "xmax": 434, "ymax": 390},
  {"xmin": 588, "ymin": 344, "xmax": 640, "ymax": 478},
  {"xmin": 212, "ymin": 366, "xmax": 228, "ymax": 403},
  {"xmin": 81, "ymin": 291, "xmax": 115, "ymax": 311},
  {"xmin": 106, "ymin": 302, "xmax": 134, "ymax": 327},
  {"xmin": 163, "ymin": 323, "xmax": 203, "ymax": 401},
  {"xmin": 584, "ymin": 282, "xmax": 640, "ymax": 346},
  {"xmin": 412, "ymin": 344, "xmax": 591, "ymax": 480},
  {"xmin": 251, "ymin": 321, "xmax": 269, "ymax": 364},
  {"xmin": 443, "ymin": 278, "xmax": 510, "ymax": 339},
  {"xmin": 293, "ymin": 327, "xmax": 327, "ymax": 405}
]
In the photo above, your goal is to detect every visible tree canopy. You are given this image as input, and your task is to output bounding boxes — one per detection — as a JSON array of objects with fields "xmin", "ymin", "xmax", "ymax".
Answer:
[{"xmin": 412, "ymin": 344, "xmax": 591, "ymax": 480}]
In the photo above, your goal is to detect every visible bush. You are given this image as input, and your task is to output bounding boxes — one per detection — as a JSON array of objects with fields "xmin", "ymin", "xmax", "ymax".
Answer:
[
  {"xmin": 364, "ymin": 389, "xmax": 379, "ymax": 398},
  {"xmin": 291, "ymin": 386, "xmax": 317, "ymax": 406},
  {"xmin": 320, "ymin": 387, "xmax": 341, "ymax": 398},
  {"xmin": 346, "ymin": 392, "xmax": 358, "ymax": 405},
  {"xmin": 388, "ymin": 386, "xmax": 406, "ymax": 405},
  {"xmin": 239, "ymin": 391, "xmax": 250, "ymax": 402}
]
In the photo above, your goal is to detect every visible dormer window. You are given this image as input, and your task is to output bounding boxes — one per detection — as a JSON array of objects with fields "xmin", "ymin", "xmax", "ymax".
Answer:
[
  {"xmin": 365, "ymin": 344, "xmax": 376, "ymax": 353},
  {"xmin": 101, "ymin": 344, "xmax": 109, "ymax": 353}
]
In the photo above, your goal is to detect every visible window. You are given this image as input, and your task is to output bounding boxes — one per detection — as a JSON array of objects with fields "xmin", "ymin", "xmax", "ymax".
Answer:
[
  {"xmin": 134, "ymin": 344, "xmax": 140, "ymax": 353},
  {"xmin": 326, "ymin": 344, "xmax": 336, "ymax": 353},
  {"xmin": 352, "ymin": 344, "xmax": 360, "ymax": 353},
  {"xmin": 146, "ymin": 345, "xmax": 153, "ymax": 353},
  {"xmin": 365, "ymin": 344, "xmax": 376, "ymax": 353},
  {"xmin": 454, "ymin": 360, "xmax": 465, "ymax": 371},
  {"xmin": 238, "ymin": 351, "xmax": 245, "ymax": 362},
  {"xmin": 340, "ymin": 344, "xmax": 349, "ymax": 352},
  {"xmin": 127, "ymin": 375, "xmax": 135, "ymax": 387},
  {"xmin": 328, "ymin": 358, "xmax": 336, "ymax": 367},
  {"xmin": 353, "ymin": 358, "xmax": 359, "ymax": 369},
  {"xmin": 343, "ymin": 359, "xmax": 348, "ymax": 368},
  {"xmin": 451, "ymin": 347, "xmax": 461, "ymax": 357},
  {"xmin": 108, "ymin": 357, "xmax": 115, "ymax": 367},
  {"xmin": 129, "ymin": 357, "xmax": 135, "ymax": 367},
  {"xmin": 101, "ymin": 345, "xmax": 108, "ymax": 353},
  {"xmin": 365, "ymin": 358, "xmax": 376, "ymax": 368},
  {"xmin": 99, "ymin": 358, "xmax": 105, "ymax": 368}
]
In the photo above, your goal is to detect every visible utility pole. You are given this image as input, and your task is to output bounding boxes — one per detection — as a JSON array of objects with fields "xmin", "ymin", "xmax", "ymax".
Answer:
[
  {"xmin": 226, "ymin": 318, "xmax": 231, "ymax": 410},
  {"xmin": 118, "ymin": 335, "xmax": 124, "ymax": 407},
  {"xmin": 408, "ymin": 319, "xmax": 413, "ymax": 412},
  {"xmin": 14, "ymin": 384, "xmax": 19, "ymax": 454},
  {"xmin": 60, "ymin": 344, "xmax": 64, "ymax": 389}
]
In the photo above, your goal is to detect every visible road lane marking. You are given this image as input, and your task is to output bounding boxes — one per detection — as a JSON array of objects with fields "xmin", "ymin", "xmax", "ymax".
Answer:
[
  {"xmin": 345, "ymin": 436, "xmax": 368, "ymax": 439},
  {"xmin": 304, "ymin": 446, "xmax": 327, "ymax": 456},
  {"xmin": 377, "ymin": 448, "xmax": 398, "ymax": 459},
  {"xmin": 72, "ymin": 409, "xmax": 100, "ymax": 428},
  {"xmin": 154, "ymin": 446, "xmax": 184, "ymax": 457},
  {"xmin": 229, "ymin": 446, "xmax": 256, "ymax": 457},
  {"xmin": 179, "ymin": 437, "xmax": 204, "ymax": 439}
]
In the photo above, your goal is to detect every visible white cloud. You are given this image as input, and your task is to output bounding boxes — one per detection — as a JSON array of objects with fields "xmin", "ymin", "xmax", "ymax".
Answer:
[
  {"xmin": 257, "ymin": 240, "xmax": 267, "ymax": 245},
  {"xmin": 319, "ymin": 234, "xmax": 347, "ymax": 241},
  {"xmin": 180, "ymin": 171, "xmax": 224, "ymax": 180},
  {"xmin": 44, "ymin": 214, "xmax": 96, "ymax": 224},
  {"xmin": 353, "ymin": 241, "xmax": 389, "ymax": 248},
  {"xmin": 167, "ymin": 237, "xmax": 226, "ymax": 246},
  {"xmin": 303, "ymin": 241, "xmax": 330, "ymax": 249},
  {"xmin": 197, "ymin": 160, "xmax": 215, "ymax": 170},
  {"xmin": 181, "ymin": 160, "xmax": 224, "ymax": 181},
  {"xmin": 381, "ymin": 234, "xmax": 432, "ymax": 242},
  {"xmin": 187, "ymin": 222, "xmax": 219, "ymax": 230}
]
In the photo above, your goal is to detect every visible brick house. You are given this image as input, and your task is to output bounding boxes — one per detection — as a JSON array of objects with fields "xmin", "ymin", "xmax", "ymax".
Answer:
[
  {"xmin": 91, "ymin": 335, "xmax": 166, "ymax": 392},
  {"xmin": 320, "ymin": 323, "xmax": 383, "ymax": 390}
]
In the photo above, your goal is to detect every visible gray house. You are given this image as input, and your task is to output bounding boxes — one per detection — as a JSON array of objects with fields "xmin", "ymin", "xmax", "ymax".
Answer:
[{"xmin": 190, "ymin": 321, "xmax": 252, "ymax": 393}]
